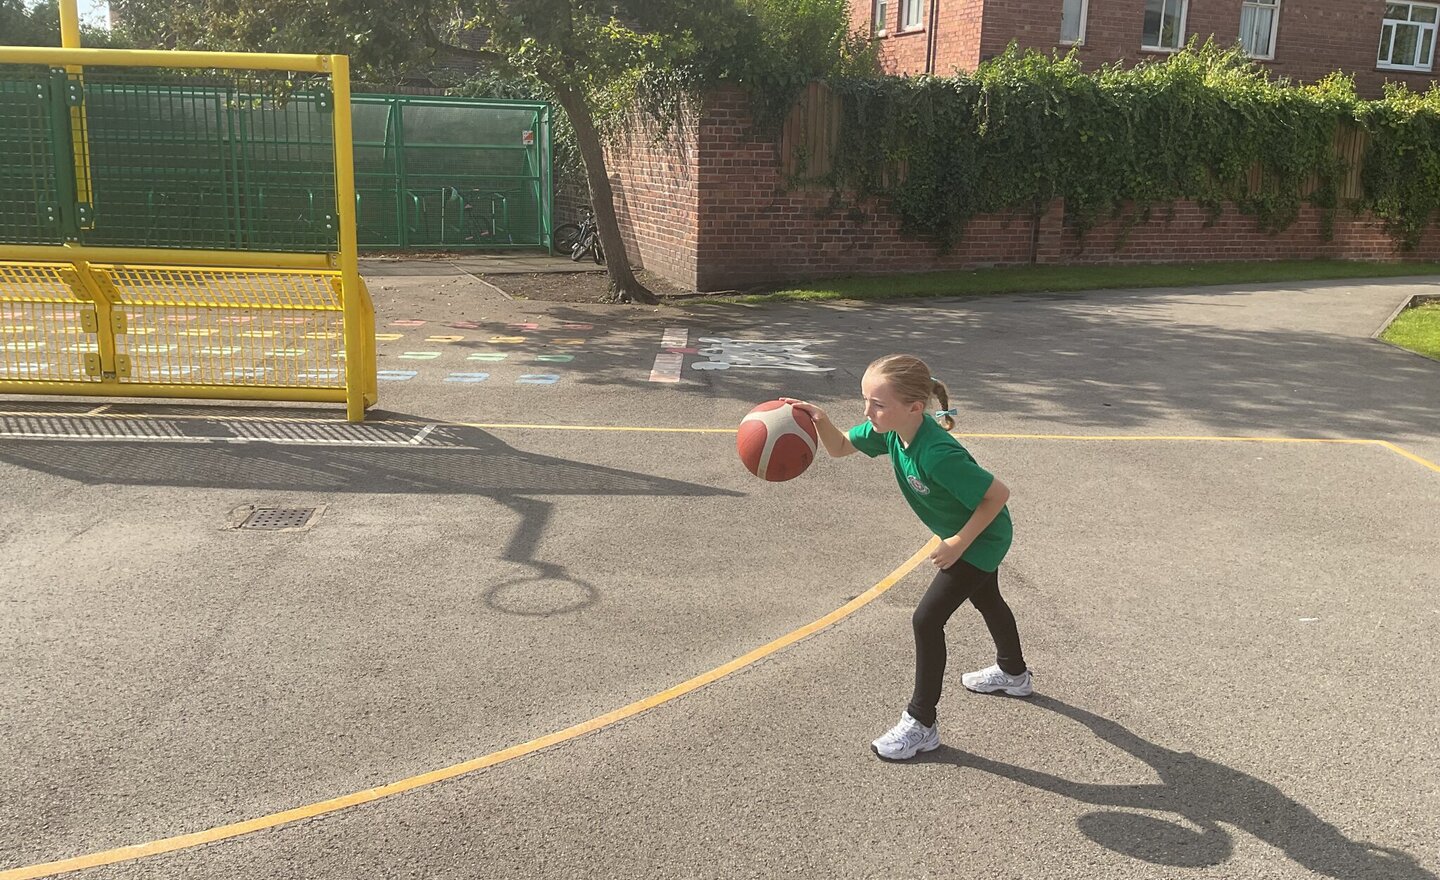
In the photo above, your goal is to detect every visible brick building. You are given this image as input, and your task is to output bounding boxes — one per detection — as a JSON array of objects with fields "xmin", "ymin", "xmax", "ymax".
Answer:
[{"xmin": 849, "ymin": 0, "xmax": 1440, "ymax": 96}]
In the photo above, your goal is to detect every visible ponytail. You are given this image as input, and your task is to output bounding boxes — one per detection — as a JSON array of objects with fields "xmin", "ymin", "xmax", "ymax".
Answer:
[{"xmin": 931, "ymin": 377, "xmax": 955, "ymax": 431}]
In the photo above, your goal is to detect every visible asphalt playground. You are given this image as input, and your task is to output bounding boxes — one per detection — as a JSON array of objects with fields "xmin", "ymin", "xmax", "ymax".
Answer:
[{"xmin": 1, "ymin": 265, "xmax": 1437, "ymax": 879}]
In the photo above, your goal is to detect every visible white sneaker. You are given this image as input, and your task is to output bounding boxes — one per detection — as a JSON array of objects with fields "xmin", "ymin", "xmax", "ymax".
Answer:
[
  {"xmin": 961, "ymin": 664, "xmax": 1034, "ymax": 696},
  {"xmin": 871, "ymin": 712, "xmax": 940, "ymax": 761}
]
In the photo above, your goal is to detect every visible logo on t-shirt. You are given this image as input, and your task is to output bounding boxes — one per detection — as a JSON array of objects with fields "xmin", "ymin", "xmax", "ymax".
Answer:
[{"xmin": 907, "ymin": 474, "xmax": 931, "ymax": 495}]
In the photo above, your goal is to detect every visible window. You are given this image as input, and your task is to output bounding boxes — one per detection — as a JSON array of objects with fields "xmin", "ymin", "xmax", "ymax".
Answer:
[
  {"xmin": 1143, "ymin": 0, "xmax": 1188, "ymax": 51},
  {"xmin": 902, "ymin": 0, "xmax": 925, "ymax": 30},
  {"xmin": 873, "ymin": 0, "xmax": 889, "ymax": 33},
  {"xmin": 1240, "ymin": 0, "xmax": 1280, "ymax": 59},
  {"xmin": 1379, "ymin": 2, "xmax": 1438, "ymax": 70},
  {"xmin": 1062, "ymin": 0, "xmax": 1089, "ymax": 44}
]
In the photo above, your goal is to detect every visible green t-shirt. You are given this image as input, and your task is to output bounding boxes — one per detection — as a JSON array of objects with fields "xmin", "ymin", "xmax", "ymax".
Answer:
[{"xmin": 847, "ymin": 416, "xmax": 1013, "ymax": 571}]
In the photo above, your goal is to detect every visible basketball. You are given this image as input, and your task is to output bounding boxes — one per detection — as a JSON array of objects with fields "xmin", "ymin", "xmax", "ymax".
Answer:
[{"xmin": 736, "ymin": 400, "xmax": 819, "ymax": 482}]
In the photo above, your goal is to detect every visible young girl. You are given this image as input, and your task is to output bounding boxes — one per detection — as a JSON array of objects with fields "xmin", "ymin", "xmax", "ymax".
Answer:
[{"xmin": 783, "ymin": 354, "xmax": 1031, "ymax": 761}]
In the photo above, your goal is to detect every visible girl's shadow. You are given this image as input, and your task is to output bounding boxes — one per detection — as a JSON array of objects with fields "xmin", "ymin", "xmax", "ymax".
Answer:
[{"xmin": 914, "ymin": 694, "xmax": 1434, "ymax": 879}]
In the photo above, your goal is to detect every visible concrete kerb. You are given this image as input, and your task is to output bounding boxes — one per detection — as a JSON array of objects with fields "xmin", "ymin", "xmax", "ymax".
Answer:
[{"xmin": 1373, "ymin": 291, "xmax": 1440, "ymax": 361}]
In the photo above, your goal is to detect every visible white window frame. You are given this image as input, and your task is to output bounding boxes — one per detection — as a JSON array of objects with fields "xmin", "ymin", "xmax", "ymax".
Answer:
[
  {"xmin": 873, "ymin": 0, "xmax": 890, "ymax": 35},
  {"xmin": 901, "ymin": 0, "xmax": 925, "ymax": 31},
  {"xmin": 1142, "ymin": 0, "xmax": 1190, "ymax": 52},
  {"xmin": 1239, "ymin": 0, "xmax": 1281, "ymax": 60},
  {"xmin": 1061, "ymin": 0, "xmax": 1090, "ymax": 45},
  {"xmin": 1378, "ymin": 1, "xmax": 1439, "ymax": 71}
]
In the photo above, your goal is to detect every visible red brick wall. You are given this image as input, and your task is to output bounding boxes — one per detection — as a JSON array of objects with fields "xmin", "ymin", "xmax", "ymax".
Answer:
[
  {"xmin": 849, "ymin": 0, "xmax": 1439, "ymax": 98},
  {"xmin": 602, "ymin": 113, "xmax": 701, "ymax": 285},
  {"xmin": 609, "ymin": 87, "xmax": 1440, "ymax": 291},
  {"xmin": 1046, "ymin": 200, "xmax": 1440, "ymax": 264}
]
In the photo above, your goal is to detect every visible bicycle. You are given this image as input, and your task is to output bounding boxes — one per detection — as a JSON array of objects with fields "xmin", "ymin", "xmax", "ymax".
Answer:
[{"xmin": 552, "ymin": 205, "xmax": 604, "ymax": 264}]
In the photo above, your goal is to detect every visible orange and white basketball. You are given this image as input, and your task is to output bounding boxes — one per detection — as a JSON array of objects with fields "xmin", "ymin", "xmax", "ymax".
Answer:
[{"xmin": 736, "ymin": 400, "xmax": 819, "ymax": 482}]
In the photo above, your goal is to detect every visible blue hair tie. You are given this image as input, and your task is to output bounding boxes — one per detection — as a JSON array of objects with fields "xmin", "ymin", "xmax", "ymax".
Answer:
[{"xmin": 934, "ymin": 408, "xmax": 957, "ymax": 418}]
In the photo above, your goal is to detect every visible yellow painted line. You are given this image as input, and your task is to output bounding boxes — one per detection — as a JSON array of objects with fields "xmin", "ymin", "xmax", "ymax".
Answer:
[
  {"xmin": 0, "ymin": 409, "xmax": 1431, "ymax": 452},
  {"xmin": 454, "ymin": 421, "xmax": 731, "ymax": 434},
  {"xmin": 1373, "ymin": 440, "xmax": 1440, "ymax": 473},
  {"xmin": 953, "ymin": 432, "xmax": 1377, "ymax": 445},
  {"xmin": 0, "ymin": 539, "xmax": 939, "ymax": 880}
]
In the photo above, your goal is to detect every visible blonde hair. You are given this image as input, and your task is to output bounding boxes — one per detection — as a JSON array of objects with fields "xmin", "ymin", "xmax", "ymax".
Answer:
[{"xmin": 866, "ymin": 354, "xmax": 955, "ymax": 430}]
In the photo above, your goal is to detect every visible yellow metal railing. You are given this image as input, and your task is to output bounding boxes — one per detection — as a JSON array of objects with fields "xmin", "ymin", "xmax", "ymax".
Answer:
[{"xmin": 0, "ymin": 36, "xmax": 377, "ymax": 420}]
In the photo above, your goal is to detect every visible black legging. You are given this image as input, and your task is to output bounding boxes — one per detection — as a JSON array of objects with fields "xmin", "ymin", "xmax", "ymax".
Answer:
[{"xmin": 907, "ymin": 559, "xmax": 1027, "ymax": 728}]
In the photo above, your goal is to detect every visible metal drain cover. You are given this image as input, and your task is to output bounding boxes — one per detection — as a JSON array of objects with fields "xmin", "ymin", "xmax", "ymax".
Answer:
[{"xmin": 238, "ymin": 507, "xmax": 319, "ymax": 531}]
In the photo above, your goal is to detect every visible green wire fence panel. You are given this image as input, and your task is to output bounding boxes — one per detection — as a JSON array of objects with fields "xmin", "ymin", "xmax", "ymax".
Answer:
[
  {"xmin": 0, "ymin": 65, "xmax": 338, "ymax": 253},
  {"xmin": 77, "ymin": 69, "xmax": 339, "ymax": 252},
  {"xmin": 351, "ymin": 96, "xmax": 552, "ymax": 250},
  {"xmin": 0, "ymin": 70, "xmax": 65, "ymax": 245},
  {"xmin": 0, "ymin": 68, "xmax": 550, "ymax": 253}
]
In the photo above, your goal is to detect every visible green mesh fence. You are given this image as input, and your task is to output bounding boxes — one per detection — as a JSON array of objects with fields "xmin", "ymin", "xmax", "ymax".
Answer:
[
  {"xmin": 0, "ymin": 66, "xmax": 551, "ymax": 253},
  {"xmin": 0, "ymin": 70, "xmax": 65, "ymax": 245},
  {"xmin": 352, "ymin": 96, "xmax": 552, "ymax": 249}
]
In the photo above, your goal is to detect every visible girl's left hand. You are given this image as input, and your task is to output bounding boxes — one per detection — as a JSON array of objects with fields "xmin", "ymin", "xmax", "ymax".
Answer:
[{"xmin": 929, "ymin": 539, "xmax": 964, "ymax": 570}]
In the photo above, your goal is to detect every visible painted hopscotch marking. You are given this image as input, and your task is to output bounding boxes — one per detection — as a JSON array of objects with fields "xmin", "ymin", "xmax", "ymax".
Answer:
[
  {"xmin": 377, "ymin": 370, "xmax": 418, "ymax": 381},
  {"xmin": 390, "ymin": 319, "xmax": 427, "ymax": 327},
  {"xmin": 375, "ymin": 333, "xmax": 404, "ymax": 342},
  {"xmin": 650, "ymin": 327, "xmax": 687, "ymax": 383},
  {"xmin": 691, "ymin": 338, "xmax": 834, "ymax": 373},
  {"xmin": 444, "ymin": 372, "xmax": 490, "ymax": 383},
  {"xmin": 468, "ymin": 352, "xmax": 508, "ymax": 362},
  {"xmin": 448, "ymin": 321, "xmax": 482, "ymax": 330},
  {"xmin": 516, "ymin": 374, "xmax": 560, "ymax": 385},
  {"xmin": 535, "ymin": 354, "xmax": 573, "ymax": 363},
  {"xmin": 561, "ymin": 322, "xmax": 593, "ymax": 330},
  {"xmin": 427, "ymin": 335, "xmax": 466, "ymax": 343},
  {"xmin": 489, "ymin": 336, "xmax": 526, "ymax": 344},
  {"xmin": 398, "ymin": 352, "xmax": 442, "ymax": 360},
  {"xmin": 508, "ymin": 322, "xmax": 539, "ymax": 330}
]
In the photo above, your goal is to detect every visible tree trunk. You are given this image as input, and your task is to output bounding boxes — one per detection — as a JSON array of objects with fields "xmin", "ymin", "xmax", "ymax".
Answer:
[{"xmin": 549, "ymin": 82, "xmax": 657, "ymax": 304}]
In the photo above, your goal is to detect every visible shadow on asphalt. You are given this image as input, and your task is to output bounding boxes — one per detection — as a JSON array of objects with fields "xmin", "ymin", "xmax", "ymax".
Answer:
[
  {"xmin": 538, "ymin": 289, "xmax": 1440, "ymax": 440},
  {"xmin": 906, "ymin": 694, "xmax": 1435, "ymax": 879},
  {"xmin": 0, "ymin": 420, "xmax": 741, "ymax": 619}
]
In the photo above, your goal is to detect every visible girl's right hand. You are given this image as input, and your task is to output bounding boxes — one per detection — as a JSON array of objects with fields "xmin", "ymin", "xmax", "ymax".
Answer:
[{"xmin": 780, "ymin": 397, "xmax": 827, "ymax": 423}]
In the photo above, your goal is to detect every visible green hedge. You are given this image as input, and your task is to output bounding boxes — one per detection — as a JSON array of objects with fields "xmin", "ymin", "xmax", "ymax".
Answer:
[{"xmin": 807, "ymin": 41, "xmax": 1440, "ymax": 250}]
